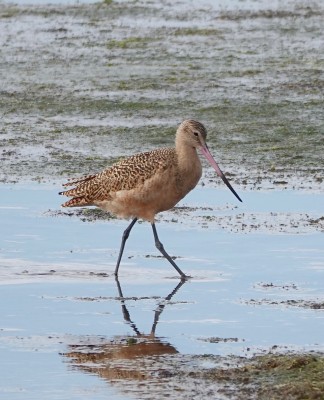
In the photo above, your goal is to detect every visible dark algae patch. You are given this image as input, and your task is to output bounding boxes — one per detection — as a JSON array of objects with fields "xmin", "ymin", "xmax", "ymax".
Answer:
[{"xmin": 247, "ymin": 298, "xmax": 324, "ymax": 309}]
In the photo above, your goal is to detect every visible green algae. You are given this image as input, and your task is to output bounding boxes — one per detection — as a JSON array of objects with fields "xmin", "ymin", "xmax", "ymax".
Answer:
[{"xmin": 224, "ymin": 353, "xmax": 324, "ymax": 400}]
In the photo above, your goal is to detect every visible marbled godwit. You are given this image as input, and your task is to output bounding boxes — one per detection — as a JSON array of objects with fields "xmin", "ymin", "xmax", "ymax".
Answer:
[{"xmin": 59, "ymin": 120, "xmax": 242, "ymax": 279}]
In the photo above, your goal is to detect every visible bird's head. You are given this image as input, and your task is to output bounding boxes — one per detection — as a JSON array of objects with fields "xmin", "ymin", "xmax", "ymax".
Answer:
[
  {"xmin": 177, "ymin": 119, "xmax": 242, "ymax": 203},
  {"xmin": 177, "ymin": 119, "xmax": 207, "ymax": 149}
]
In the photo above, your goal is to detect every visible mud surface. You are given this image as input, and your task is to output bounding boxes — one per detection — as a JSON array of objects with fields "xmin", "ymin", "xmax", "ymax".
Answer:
[
  {"xmin": 49, "ymin": 201, "xmax": 324, "ymax": 234},
  {"xmin": 1, "ymin": 0, "xmax": 324, "ymax": 399}
]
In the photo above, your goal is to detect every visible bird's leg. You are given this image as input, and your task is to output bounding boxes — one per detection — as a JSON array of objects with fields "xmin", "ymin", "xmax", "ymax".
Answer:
[
  {"xmin": 115, "ymin": 218, "xmax": 138, "ymax": 276},
  {"xmin": 151, "ymin": 223, "xmax": 189, "ymax": 280}
]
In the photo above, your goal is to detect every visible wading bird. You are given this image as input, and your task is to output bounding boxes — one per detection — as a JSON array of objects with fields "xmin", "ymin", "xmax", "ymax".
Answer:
[{"xmin": 59, "ymin": 120, "xmax": 242, "ymax": 280}]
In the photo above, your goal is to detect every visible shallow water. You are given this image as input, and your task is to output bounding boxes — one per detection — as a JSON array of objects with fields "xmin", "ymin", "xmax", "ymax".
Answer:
[{"xmin": 0, "ymin": 184, "xmax": 323, "ymax": 399}]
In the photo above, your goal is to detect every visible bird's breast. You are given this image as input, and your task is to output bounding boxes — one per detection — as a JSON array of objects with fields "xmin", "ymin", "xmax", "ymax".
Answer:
[
  {"xmin": 94, "ymin": 149, "xmax": 203, "ymax": 222},
  {"xmin": 94, "ymin": 163, "xmax": 200, "ymax": 222}
]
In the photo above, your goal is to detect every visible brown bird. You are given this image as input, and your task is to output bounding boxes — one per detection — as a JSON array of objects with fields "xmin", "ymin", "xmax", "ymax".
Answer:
[{"xmin": 59, "ymin": 120, "xmax": 242, "ymax": 280}]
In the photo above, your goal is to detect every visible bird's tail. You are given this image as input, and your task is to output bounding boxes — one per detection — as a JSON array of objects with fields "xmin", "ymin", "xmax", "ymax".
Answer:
[
  {"xmin": 61, "ymin": 174, "xmax": 97, "ymax": 188},
  {"xmin": 60, "ymin": 196, "xmax": 92, "ymax": 208},
  {"xmin": 59, "ymin": 173, "xmax": 97, "ymax": 207}
]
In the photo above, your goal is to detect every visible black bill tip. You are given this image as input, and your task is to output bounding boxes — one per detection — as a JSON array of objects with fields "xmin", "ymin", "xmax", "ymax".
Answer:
[{"xmin": 221, "ymin": 173, "xmax": 242, "ymax": 203}]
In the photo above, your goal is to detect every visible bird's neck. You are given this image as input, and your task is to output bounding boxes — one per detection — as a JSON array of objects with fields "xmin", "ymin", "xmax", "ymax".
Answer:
[
  {"xmin": 176, "ymin": 144, "xmax": 199, "ymax": 169},
  {"xmin": 175, "ymin": 144, "xmax": 203, "ymax": 191}
]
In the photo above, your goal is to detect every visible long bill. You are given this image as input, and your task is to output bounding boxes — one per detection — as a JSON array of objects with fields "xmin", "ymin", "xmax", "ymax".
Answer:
[{"xmin": 200, "ymin": 144, "xmax": 242, "ymax": 203}]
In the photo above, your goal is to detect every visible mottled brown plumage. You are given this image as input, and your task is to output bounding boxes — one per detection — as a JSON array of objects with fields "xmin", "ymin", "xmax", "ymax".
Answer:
[
  {"xmin": 60, "ymin": 120, "xmax": 207, "ymax": 222},
  {"xmin": 59, "ymin": 120, "xmax": 241, "ymax": 279}
]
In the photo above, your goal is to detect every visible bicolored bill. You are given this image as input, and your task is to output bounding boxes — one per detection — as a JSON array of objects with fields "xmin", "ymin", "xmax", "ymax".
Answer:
[{"xmin": 200, "ymin": 144, "xmax": 242, "ymax": 203}]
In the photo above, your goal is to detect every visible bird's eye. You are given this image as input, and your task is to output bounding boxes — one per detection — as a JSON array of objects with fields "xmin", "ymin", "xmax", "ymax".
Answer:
[{"xmin": 194, "ymin": 132, "xmax": 199, "ymax": 137}]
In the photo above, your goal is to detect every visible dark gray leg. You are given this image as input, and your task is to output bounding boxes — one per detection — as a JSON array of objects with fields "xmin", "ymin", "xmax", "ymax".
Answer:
[
  {"xmin": 115, "ymin": 218, "xmax": 138, "ymax": 276},
  {"xmin": 151, "ymin": 223, "xmax": 189, "ymax": 280}
]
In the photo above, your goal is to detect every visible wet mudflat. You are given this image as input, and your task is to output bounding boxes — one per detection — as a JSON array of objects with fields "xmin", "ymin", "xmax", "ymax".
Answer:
[
  {"xmin": 1, "ymin": 0, "xmax": 323, "ymax": 189},
  {"xmin": 1, "ymin": 0, "xmax": 324, "ymax": 399}
]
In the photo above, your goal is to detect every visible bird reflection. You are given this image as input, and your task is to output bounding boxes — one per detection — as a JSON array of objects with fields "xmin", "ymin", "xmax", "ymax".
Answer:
[
  {"xmin": 115, "ymin": 277, "xmax": 185, "ymax": 340},
  {"xmin": 63, "ymin": 278, "xmax": 186, "ymax": 381}
]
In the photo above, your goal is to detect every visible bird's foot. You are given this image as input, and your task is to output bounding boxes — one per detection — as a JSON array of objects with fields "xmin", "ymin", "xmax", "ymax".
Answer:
[{"xmin": 180, "ymin": 274, "xmax": 192, "ymax": 281}]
